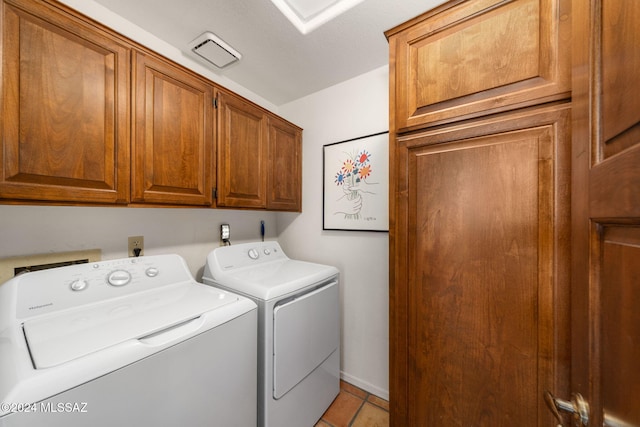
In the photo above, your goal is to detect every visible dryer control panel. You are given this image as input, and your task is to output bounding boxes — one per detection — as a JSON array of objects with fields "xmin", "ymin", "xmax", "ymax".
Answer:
[
  {"xmin": 213, "ymin": 241, "xmax": 288, "ymax": 271},
  {"xmin": 13, "ymin": 254, "xmax": 194, "ymax": 320}
]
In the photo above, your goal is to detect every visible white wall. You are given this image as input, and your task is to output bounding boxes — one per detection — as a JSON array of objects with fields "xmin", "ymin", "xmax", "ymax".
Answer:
[
  {"xmin": 277, "ymin": 65, "xmax": 390, "ymax": 399},
  {"xmin": 0, "ymin": 205, "xmax": 276, "ymax": 280}
]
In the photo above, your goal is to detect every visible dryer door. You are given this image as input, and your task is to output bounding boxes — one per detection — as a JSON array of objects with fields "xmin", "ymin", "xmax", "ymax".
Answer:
[{"xmin": 273, "ymin": 280, "xmax": 339, "ymax": 399}]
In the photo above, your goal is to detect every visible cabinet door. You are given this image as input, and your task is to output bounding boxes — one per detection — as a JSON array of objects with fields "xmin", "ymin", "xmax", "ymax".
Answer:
[
  {"xmin": 386, "ymin": 0, "xmax": 570, "ymax": 132},
  {"xmin": 267, "ymin": 116, "xmax": 301, "ymax": 211},
  {"xmin": 131, "ymin": 51, "xmax": 213, "ymax": 205},
  {"xmin": 216, "ymin": 90, "xmax": 268, "ymax": 208},
  {"xmin": 390, "ymin": 105, "xmax": 571, "ymax": 426},
  {"xmin": 0, "ymin": 0, "xmax": 130, "ymax": 203}
]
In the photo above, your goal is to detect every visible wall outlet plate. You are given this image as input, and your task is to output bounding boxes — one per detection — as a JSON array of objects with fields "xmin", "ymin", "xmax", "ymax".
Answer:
[{"xmin": 128, "ymin": 236, "xmax": 144, "ymax": 257}]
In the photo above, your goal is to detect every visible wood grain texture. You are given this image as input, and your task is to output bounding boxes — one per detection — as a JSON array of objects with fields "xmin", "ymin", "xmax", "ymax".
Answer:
[
  {"xmin": 216, "ymin": 89, "xmax": 268, "ymax": 208},
  {"xmin": 601, "ymin": 228, "xmax": 640, "ymax": 426},
  {"xmin": 131, "ymin": 50, "xmax": 213, "ymax": 205},
  {"xmin": 414, "ymin": 0, "xmax": 539, "ymax": 106},
  {"xmin": 267, "ymin": 116, "xmax": 302, "ymax": 211},
  {"xmin": 412, "ymin": 138, "xmax": 539, "ymax": 424},
  {"xmin": 0, "ymin": 0, "xmax": 130, "ymax": 203},
  {"xmin": 601, "ymin": 1, "xmax": 640, "ymax": 156},
  {"xmin": 391, "ymin": 104, "xmax": 571, "ymax": 426},
  {"xmin": 571, "ymin": 2, "xmax": 640, "ymax": 425},
  {"xmin": 387, "ymin": 0, "xmax": 571, "ymax": 132}
]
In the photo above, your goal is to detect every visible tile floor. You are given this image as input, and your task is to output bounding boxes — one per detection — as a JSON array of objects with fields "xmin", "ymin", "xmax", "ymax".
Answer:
[{"xmin": 315, "ymin": 380, "xmax": 389, "ymax": 427}]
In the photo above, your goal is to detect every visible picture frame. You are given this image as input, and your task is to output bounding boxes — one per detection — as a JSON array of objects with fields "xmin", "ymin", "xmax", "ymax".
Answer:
[{"xmin": 323, "ymin": 131, "xmax": 389, "ymax": 232}]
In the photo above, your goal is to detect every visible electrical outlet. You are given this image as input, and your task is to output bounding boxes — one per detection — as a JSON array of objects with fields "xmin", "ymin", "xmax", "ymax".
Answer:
[{"xmin": 128, "ymin": 236, "xmax": 144, "ymax": 257}]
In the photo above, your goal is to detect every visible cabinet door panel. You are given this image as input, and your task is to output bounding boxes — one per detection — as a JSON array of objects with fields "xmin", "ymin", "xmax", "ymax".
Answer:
[
  {"xmin": 387, "ymin": 0, "xmax": 570, "ymax": 131},
  {"xmin": 131, "ymin": 51, "xmax": 213, "ymax": 205},
  {"xmin": 391, "ymin": 105, "xmax": 571, "ymax": 426},
  {"xmin": 0, "ymin": 0, "xmax": 130, "ymax": 203},
  {"xmin": 601, "ymin": 1, "xmax": 640, "ymax": 159},
  {"xmin": 571, "ymin": 2, "xmax": 640, "ymax": 425},
  {"xmin": 268, "ymin": 117, "xmax": 301, "ymax": 211},
  {"xmin": 216, "ymin": 91, "xmax": 268, "ymax": 208}
]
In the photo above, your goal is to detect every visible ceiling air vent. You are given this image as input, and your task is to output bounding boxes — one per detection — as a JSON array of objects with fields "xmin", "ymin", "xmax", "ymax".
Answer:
[{"xmin": 189, "ymin": 32, "xmax": 241, "ymax": 69}]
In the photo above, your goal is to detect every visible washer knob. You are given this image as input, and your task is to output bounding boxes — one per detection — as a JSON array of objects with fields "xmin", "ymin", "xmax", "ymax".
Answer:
[
  {"xmin": 146, "ymin": 267, "xmax": 159, "ymax": 277},
  {"xmin": 263, "ymin": 248, "xmax": 271, "ymax": 255},
  {"xmin": 70, "ymin": 279, "xmax": 88, "ymax": 291},
  {"xmin": 248, "ymin": 248, "xmax": 259, "ymax": 260},
  {"xmin": 108, "ymin": 270, "xmax": 131, "ymax": 286}
]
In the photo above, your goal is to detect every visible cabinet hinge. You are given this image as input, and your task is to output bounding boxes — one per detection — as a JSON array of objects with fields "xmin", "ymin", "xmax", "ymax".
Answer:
[
  {"xmin": 213, "ymin": 98, "xmax": 218, "ymax": 109},
  {"xmin": 212, "ymin": 188, "xmax": 217, "ymax": 200}
]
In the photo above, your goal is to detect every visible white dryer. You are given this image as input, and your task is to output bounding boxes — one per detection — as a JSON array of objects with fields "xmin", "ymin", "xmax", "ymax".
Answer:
[
  {"xmin": 0, "ymin": 254, "xmax": 257, "ymax": 427},
  {"xmin": 203, "ymin": 242, "xmax": 340, "ymax": 427}
]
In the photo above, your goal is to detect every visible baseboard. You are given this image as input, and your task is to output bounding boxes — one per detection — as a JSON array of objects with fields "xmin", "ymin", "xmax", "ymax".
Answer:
[{"xmin": 340, "ymin": 371, "xmax": 389, "ymax": 401}]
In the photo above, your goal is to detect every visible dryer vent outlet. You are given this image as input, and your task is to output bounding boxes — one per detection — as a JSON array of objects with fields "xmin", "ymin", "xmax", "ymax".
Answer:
[{"xmin": 128, "ymin": 236, "xmax": 144, "ymax": 257}]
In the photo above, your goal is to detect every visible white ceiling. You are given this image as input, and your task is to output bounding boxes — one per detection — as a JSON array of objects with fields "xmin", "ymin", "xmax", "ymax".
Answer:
[{"xmin": 91, "ymin": 0, "xmax": 445, "ymax": 106}]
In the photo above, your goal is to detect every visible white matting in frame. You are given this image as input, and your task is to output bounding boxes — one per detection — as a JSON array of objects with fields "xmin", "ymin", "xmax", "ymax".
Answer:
[{"xmin": 323, "ymin": 131, "xmax": 389, "ymax": 232}]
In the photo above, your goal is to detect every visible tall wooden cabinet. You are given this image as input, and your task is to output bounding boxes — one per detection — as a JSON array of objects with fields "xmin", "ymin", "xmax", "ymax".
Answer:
[
  {"xmin": 386, "ymin": 0, "xmax": 571, "ymax": 425},
  {"xmin": 0, "ymin": 0, "xmax": 130, "ymax": 203},
  {"xmin": 131, "ymin": 50, "xmax": 214, "ymax": 206}
]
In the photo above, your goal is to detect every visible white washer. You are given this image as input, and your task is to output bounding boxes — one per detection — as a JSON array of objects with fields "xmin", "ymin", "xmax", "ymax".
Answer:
[
  {"xmin": 0, "ymin": 254, "xmax": 257, "ymax": 427},
  {"xmin": 203, "ymin": 242, "xmax": 340, "ymax": 427}
]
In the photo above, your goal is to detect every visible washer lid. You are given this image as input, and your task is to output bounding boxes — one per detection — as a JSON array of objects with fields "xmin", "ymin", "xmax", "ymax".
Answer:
[
  {"xmin": 208, "ymin": 259, "xmax": 338, "ymax": 300},
  {"xmin": 23, "ymin": 283, "xmax": 236, "ymax": 369}
]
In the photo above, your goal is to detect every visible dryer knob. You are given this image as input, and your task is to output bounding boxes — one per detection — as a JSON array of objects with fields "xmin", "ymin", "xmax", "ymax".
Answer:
[{"xmin": 248, "ymin": 248, "xmax": 259, "ymax": 260}]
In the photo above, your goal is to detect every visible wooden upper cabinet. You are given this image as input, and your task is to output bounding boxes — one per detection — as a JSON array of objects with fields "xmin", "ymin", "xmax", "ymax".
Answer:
[
  {"xmin": 131, "ymin": 50, "xmax": 214, "ymax": 206},
  {"xmin": 216, "ymin": 90, "xmax": 269, "ymax": 209},
  {"xmin": 0, "ymin": 0, "xmax": 301, "ymax": 210},
  {"xmin": 0, "ymin": 0, "xmax": 130, "ymax": 203},
  {"xmin": 267, "ymin": 116, "xmax": 302, "ymax": 211},
  {"xmin": 386, "ymin": 0, "xmax": 571, "ymax": 132}
]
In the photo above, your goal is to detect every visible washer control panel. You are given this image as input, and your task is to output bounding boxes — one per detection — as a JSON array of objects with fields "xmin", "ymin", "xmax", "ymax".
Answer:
[{"xmin": 14, "ymin": 254, "xmax": 193, "ymax": 320}]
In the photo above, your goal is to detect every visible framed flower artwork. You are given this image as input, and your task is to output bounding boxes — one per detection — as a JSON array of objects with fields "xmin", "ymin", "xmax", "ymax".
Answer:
[{"xmin": 323, "ymin": 131, "xmax": 389, "ymax": 232}]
